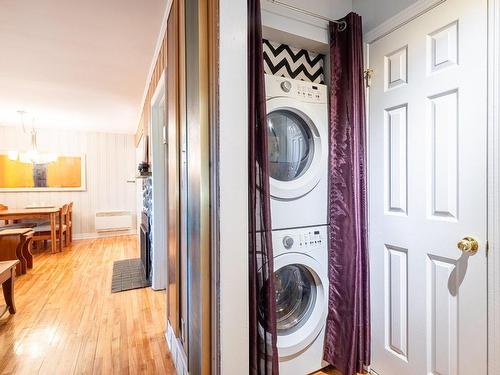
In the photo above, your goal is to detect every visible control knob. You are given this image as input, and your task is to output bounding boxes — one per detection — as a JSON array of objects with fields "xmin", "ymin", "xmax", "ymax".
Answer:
[
  {"xmin": 280, "ymin": 80, "xmax": 292, "ymax": 93},
  {"xmin": 283, "ymin": 236, "xmax": 294, "ymax": 249}
]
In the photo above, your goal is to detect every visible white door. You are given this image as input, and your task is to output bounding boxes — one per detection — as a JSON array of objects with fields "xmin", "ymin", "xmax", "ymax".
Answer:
[{"xmin": 368, "ymin": 1, "xmax": 488, "ymax": 374}]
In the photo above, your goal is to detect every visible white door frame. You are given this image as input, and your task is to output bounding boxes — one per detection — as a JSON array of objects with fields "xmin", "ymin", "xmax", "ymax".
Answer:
[
  {"xmin": 364, "ymin": 0, "xmax": 500, "ymax": 373},
  {"xmin": 150, "ymin": 71, "xmax": 167, "ymax": 290},
  {"xmin": 487, "ymin": 0, "xmax": 500, "ymax": 373}
]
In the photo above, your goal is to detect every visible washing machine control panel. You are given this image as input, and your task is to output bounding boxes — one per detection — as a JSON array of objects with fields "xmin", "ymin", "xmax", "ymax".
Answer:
[
  {"xmin": 279, "ymin": 226, "xmax": 327, "ymax": 250},
  {"xmin": 298, "ymin": 229, "xmax": 324, "ymax": 248}
]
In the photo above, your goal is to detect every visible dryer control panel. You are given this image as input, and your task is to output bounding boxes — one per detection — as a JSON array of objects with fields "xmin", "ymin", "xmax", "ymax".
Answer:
[
  {"xmin": 265, "ymin": 74, "xmax": 327, "ymax": 104},
  {"xmin": 295, "ymin": 83, "xmax": 323, "ymax": 102},
  {"xmin": 298, "ymin": 229, "xmax": 325, "ymax": 248}
]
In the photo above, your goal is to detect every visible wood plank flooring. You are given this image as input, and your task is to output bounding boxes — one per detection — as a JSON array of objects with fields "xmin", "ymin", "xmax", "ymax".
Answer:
[
  {"xmin": 0, "ymin": 234, "xmax": 357, "ymax": 375},
  {"xmin": 0, "ymin": 235, "xmax": 175, "ymax": 375},
  {"xmin": 314, "ymin": 366, "xmax": 342, "ymax": 375}
]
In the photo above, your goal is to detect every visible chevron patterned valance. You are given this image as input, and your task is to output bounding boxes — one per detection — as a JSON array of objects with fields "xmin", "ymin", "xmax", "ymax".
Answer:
[{"xmin": 263, "ymin": 39, "xmax": 325, "ymax": 84}]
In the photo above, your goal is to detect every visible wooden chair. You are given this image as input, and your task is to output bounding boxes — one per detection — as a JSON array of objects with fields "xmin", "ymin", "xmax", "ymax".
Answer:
[
  {"xmin": 0, "ymin": 260, "xmax": 19, "ymax": 316},
  {"xmin": 67, "ymin": 202, "xmax": 73, "ymax": 244},
  {"xmin": 33, "ymin": 204, "xmax": 69, "ymax": 252},
  {"xmin": 0, "ymin": 204, "xmax": 8, "ymax": 225}
]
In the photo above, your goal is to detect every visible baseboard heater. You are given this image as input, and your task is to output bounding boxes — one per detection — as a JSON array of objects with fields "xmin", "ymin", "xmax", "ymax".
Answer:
[{"xmin": 95, "ymin": 211, "xmax": 133, "ymax": 232}]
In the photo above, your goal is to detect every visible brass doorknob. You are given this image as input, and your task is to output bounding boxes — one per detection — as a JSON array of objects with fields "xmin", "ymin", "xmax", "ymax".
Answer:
[{"xmin": 457, "ymin": 237, "xmax": 479, "ymax": 254}]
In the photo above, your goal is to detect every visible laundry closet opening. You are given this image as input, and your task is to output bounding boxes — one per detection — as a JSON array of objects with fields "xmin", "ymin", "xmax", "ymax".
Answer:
[{"xmin": 243, "ymin": 0, "xmax": 492, "ymax": 375}]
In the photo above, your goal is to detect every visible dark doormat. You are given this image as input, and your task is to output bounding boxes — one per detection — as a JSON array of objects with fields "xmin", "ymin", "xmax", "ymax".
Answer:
[{"xmin": 111, "ymin": 258, "xmax": 151, "ymax": 293}]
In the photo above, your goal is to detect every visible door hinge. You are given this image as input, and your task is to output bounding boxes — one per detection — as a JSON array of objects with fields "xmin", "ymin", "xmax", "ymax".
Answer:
[
  {"xmin": 486, "ymin": 240, "xmax": 490, "ymax": 257},
  {"xmin": 364, "ymin": 68, "xmax": 374, "ymax": 87}
]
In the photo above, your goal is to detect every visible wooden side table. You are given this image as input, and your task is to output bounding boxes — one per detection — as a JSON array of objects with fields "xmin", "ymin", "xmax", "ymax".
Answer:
[{"xmin": 0, "ymin": 260, "xmax": 19, "ymax": 316}]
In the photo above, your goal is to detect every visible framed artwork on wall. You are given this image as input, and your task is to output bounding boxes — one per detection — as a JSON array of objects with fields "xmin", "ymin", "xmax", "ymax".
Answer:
[{"xmin": 0, "ymin": 153, "xmax": 87, "ymax": 192}]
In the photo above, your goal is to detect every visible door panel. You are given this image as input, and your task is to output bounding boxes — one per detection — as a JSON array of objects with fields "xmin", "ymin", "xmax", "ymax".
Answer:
[
  {"xmin": 384, "ymin": 245, "xmax": 408, "ymax": 361},
  {"xmin": 385, "ymin": 105, "xmax": 407, "ymax": 215},
  {"xmin": 369, "ymin": 1, "xmax": 487, "ymax": 374}
]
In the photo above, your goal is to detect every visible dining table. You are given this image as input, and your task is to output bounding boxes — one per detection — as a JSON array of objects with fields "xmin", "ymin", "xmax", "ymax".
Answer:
[{"xmin": 0, "ymin": 207, "xmax": 62, "ymax": 253}]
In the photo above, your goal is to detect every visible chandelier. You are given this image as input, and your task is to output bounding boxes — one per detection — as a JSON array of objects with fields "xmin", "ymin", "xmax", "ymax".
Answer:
[{"xmin": 8, "ymin": 111, "xmax": 58, "ymax": 165}]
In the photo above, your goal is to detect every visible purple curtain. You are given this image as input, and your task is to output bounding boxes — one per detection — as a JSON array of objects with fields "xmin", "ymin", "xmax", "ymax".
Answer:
[
  {"xmin": 323, "ymin": 13, "xmax": 370, "ymax": 375},
  {"xmin": 248, "ymin": 0, "xmax": 279, "ymax": 374}
]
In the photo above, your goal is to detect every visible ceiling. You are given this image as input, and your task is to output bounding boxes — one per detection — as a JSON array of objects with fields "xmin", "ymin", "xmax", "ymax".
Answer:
[
  {"xmin": 0, "ymin": 0, "xmax": 166, "ymax": 134},
  {"xmin": 352, "ymin": 0, "xmax": 419, "ymax": 31}
]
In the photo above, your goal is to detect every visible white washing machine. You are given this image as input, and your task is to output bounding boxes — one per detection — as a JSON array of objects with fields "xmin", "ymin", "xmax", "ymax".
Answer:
[
  {"xmin": 259, "ymin": 225, "xmax": 330, "ymax": 374},
  {"xmin": 265, "ymin": 74, "xmax": 329, "ymax": 230}
]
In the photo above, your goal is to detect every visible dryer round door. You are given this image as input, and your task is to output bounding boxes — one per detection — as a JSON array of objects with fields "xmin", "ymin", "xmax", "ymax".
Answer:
[
  {"xmin": 258, "ymin": 252, "xmax": 328, "ymax": 358},
  {"xmin": 266, "ymin": 97, "xmax": 326, "ymax": 200}
]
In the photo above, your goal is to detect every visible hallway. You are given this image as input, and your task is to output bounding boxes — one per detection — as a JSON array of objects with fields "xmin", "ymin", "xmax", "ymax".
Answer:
[{"xmin": 0, "ymin": 236, "xmax": 175, "ymax": 375}]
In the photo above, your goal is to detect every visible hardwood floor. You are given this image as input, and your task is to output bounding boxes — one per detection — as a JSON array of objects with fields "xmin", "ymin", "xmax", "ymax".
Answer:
[
  {"xmin": 0, "ymin": 235, "xmax": 175, "ymax": 375},
  {"xmin": 313, "ymin": 366, "xmax": 342, "ymax": 375}
]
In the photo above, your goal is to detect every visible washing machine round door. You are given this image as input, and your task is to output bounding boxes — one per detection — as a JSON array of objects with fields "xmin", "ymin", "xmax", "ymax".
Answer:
[
  {"xmin": 258, "ymin": 253, "xmax": 328, "ymax": 357},
  {"xmin": 266, "ymin": 98, "xmax": 325, "ymax": 200}
]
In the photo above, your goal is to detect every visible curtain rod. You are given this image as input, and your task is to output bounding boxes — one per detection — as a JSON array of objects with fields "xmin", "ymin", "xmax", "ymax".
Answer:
[{"xmin": 267, "ymin": 0, "xmax": 347, "ymax": 31}]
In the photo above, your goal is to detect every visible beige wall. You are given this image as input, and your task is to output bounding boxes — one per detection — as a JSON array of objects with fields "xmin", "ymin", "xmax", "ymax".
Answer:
[{"xmin": 0, "ymin": 126, "xmax": 137, "ymax": 238}]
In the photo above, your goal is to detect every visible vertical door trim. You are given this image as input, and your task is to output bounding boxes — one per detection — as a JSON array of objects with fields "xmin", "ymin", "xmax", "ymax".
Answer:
[
  {"xmin": 167, "ymin": 0, "xmax": 182, "ymax": 337},
  {"xmin": 217, "ymin": 0, "xmax": 249, "ymax": 373},
  {"xmin": 208, "ymin": 0, "xmax": 221, "ymax": 374},
  {"xmin": 150, "ymin": 71, "xmax": 167, "ymax": 290},
  {"xmin": 488, "ymin": 0, "xmax": 500, "ymax": 373}
]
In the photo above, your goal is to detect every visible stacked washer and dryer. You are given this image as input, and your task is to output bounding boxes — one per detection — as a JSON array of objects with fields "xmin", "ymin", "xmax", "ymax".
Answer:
[{"xmin": 263, "ymin": 74, "xmax": 330, "ymax": 374}]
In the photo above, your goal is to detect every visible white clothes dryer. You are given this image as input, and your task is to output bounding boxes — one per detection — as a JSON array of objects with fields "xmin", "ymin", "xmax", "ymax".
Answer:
[
  {"xmin": 259, "ymin": 225, "xmax": 330, "ymax": 375},
  {"xmin": 265, "ymin": 74, "xmax": 329, "ymax": 230}
]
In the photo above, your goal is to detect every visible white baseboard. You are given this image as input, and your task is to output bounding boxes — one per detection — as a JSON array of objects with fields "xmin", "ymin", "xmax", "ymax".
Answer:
[
  {"xmin": 73, "ymin": 229, "xmax": 137, "ymax": 240},
  {"xmin": 166, "ymin": 322, "xmax": 189, "ymax": 375}
]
